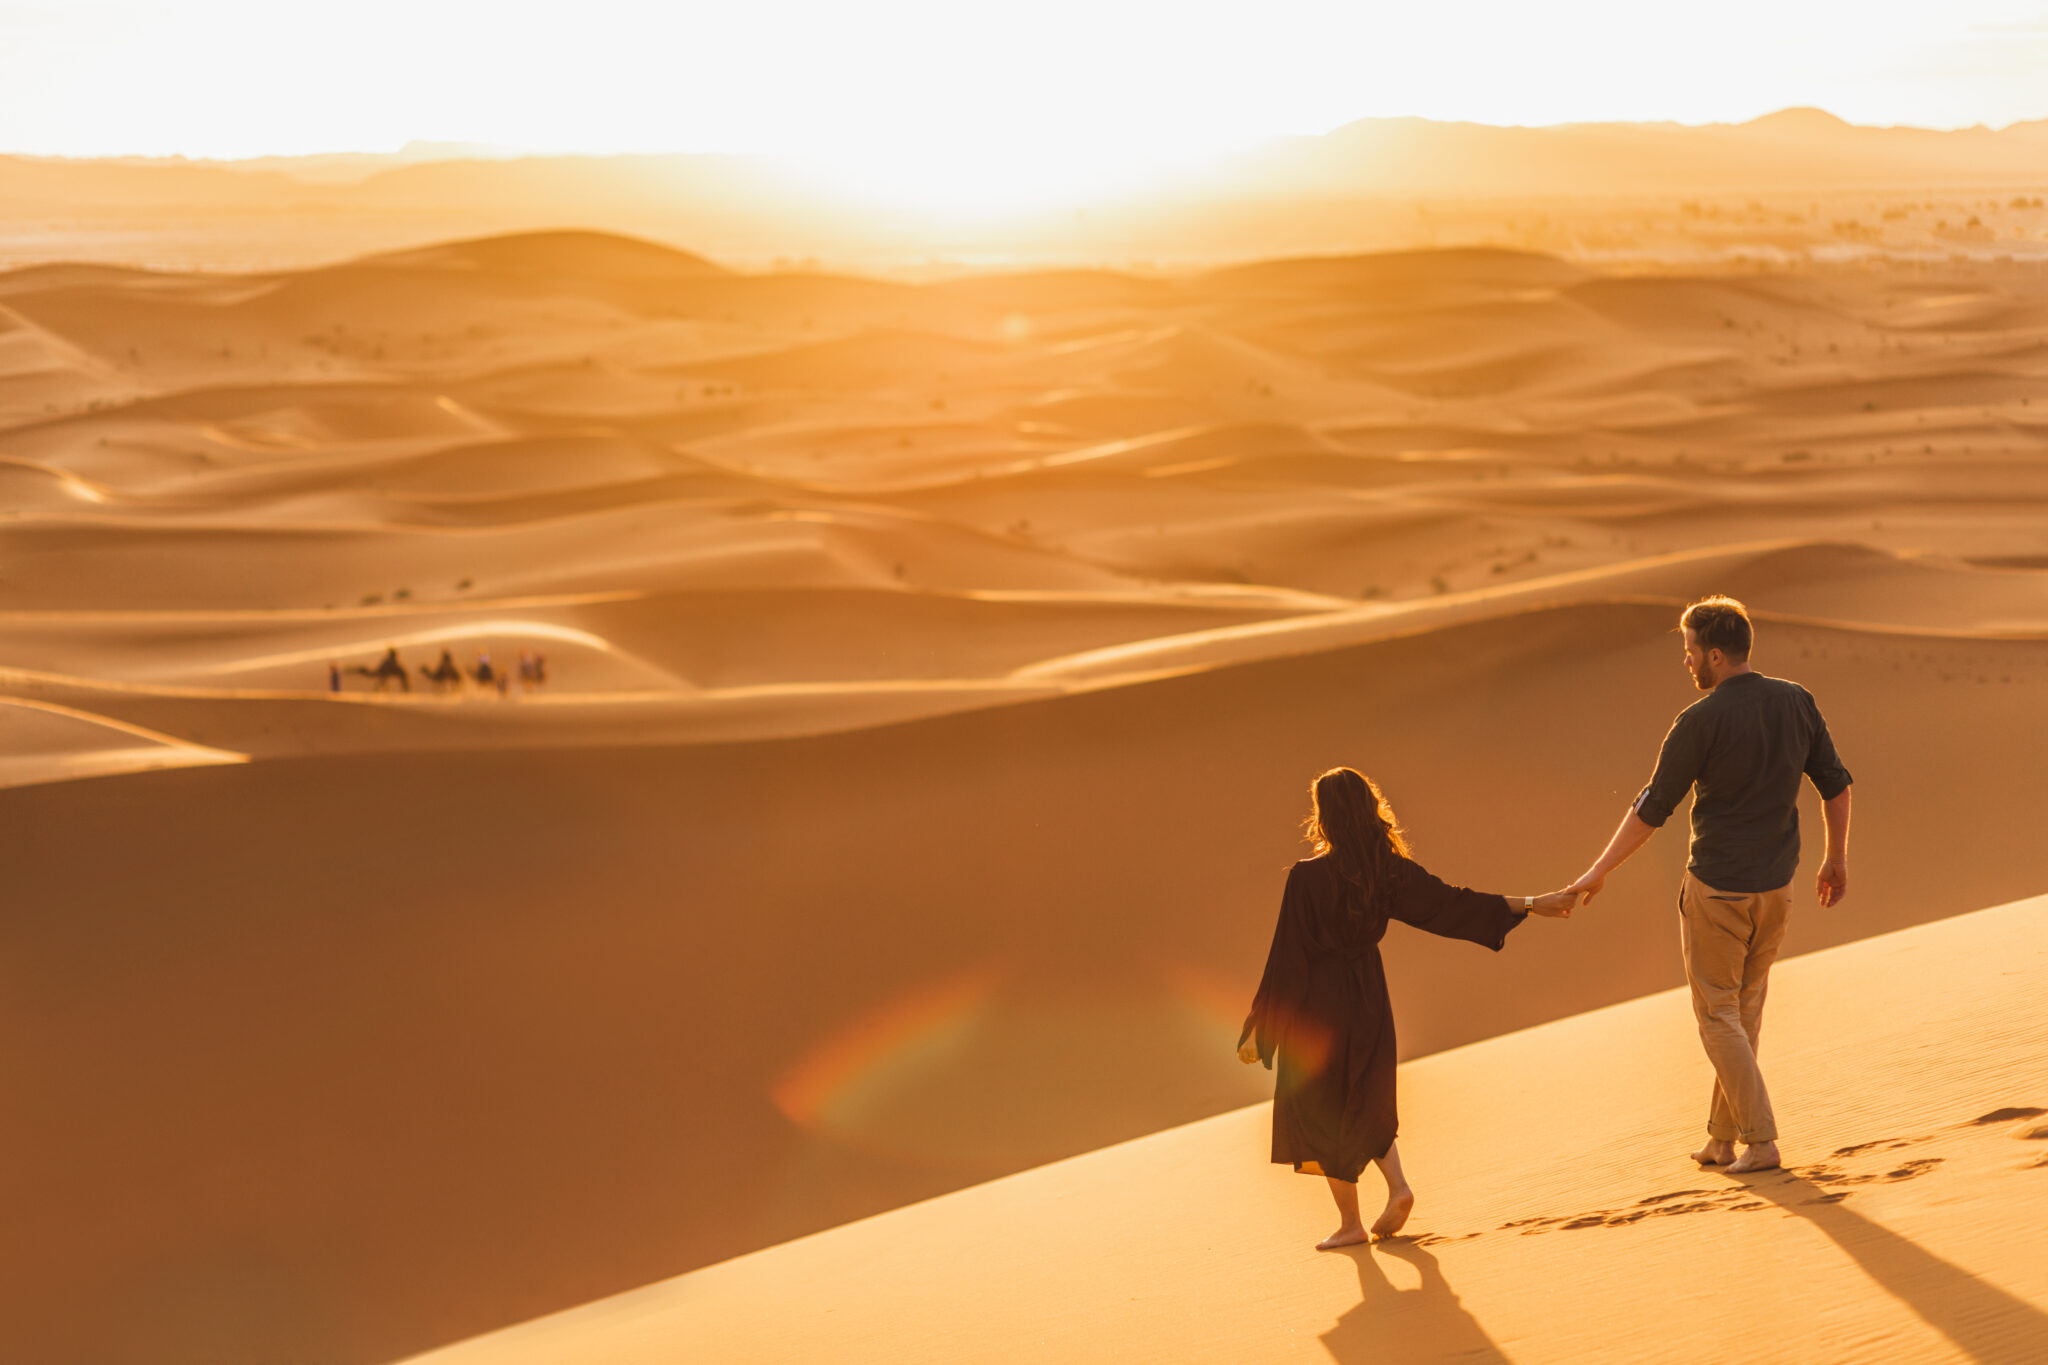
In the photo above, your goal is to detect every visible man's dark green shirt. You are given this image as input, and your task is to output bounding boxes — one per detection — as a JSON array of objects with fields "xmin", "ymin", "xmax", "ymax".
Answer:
[{"xmin": 1634, "ymin": 671, "xmax": 1853, "ymax": 893}]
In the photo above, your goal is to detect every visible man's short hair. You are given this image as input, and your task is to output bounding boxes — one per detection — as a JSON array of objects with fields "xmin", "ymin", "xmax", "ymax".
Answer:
[{"xmin": 1681, "ymin": 595, "xmax": 1752, "ymax": 660}]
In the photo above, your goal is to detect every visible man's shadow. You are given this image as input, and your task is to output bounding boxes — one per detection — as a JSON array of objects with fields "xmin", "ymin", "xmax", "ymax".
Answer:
[
  {"xmin": 1319, "ymin": 1239, "xmax": 1512, "ymax": 1365},
  {"xmin": 1756, "ymin": 1172, "xmax": 2048, "ymax": 1365},
  {"xmin": 1317, "ymin": 1175, "xmax": 2048, "ymax": 1365}
]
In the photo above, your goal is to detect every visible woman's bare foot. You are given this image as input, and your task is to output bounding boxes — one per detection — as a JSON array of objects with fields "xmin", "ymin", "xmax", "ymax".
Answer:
[
  {"xmin": 1725, "ymin": 1141, "xmax": 1781, "ymax": 1174},
  {"xmin": 1319, "ymin": 1174, "xmax": 1368, "ymax": 1249},
  {"xmin": 1370, "ymin": 1187, "xmax": 1415, "ymax": 1239},
  {"xmin": 1691, "ymin": 1138, "xmax": 1735, "ymax": 1165}
]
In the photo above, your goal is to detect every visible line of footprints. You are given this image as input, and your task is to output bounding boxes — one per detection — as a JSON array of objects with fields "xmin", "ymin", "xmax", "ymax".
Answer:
[{"xmin": 1410, "ymin": 1105, "xmax": 2046, "ymax": 1246}]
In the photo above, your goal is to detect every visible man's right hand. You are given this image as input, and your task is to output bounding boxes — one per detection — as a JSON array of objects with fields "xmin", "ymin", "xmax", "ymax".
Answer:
[
  {"xmin": 1570, "ymin": 810, "xmax": 1656, "ymax": 908},
  {"xmin": 1817, "ymin": 859, "xmax": 1848, "ymax": 908}
]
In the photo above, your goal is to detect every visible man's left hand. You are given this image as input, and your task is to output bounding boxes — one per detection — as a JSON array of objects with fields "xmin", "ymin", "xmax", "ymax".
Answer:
[{"xmin": 1817, "ymin": 859, "xmax": 1848, "ymax": 908}]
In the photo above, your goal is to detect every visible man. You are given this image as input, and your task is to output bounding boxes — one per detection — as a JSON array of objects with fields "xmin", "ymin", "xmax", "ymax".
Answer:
[{"xmin": 1568, "ymin": 596, "xmax": 1852, "ymax": 1174}]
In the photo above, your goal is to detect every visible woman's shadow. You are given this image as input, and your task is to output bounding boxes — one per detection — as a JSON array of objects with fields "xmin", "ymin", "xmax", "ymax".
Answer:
[{"xmin": 1319, "ymin": 1239, "xmax": 1512, "ymax": 1365}]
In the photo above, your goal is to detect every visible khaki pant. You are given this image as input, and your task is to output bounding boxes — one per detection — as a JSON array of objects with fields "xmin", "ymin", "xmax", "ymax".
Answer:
[{"xmin": 1679, "ymin": 873, "xmax": 1791, "ymax": 1144}]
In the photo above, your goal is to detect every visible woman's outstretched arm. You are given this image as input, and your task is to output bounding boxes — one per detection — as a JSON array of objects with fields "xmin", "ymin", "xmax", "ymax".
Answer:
[{"xmin": 1388, "ymin": 857, "xmax": 1573, "ymax": 948}]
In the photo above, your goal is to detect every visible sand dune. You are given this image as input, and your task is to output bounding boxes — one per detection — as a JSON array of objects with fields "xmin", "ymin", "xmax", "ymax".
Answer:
[
  {"xmin": 4, "ymin": 542, "xmax": 2043, "ymax": 758},
  {"xmin": 8, "ymin": 598, "xmax": 2048, "ymax": 1365},
  {"xmin": 362, "ymin": 231, "xmax": 729, "ymax": 282},
  {"xmin": 404, "ymin": 893, "xmax": 2048, "ymax": 1365},
  {"xmin": 5, "ymin": 233, "xmax": 2047, "ymax": 1364},
  {"xmin": 0, "ymin": 694, "xmax": 243, "ymax": 787}
]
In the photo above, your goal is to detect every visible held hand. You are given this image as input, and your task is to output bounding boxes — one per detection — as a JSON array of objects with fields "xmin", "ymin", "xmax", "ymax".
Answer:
[
  {"xmin": 1817, "ymin": 859, "xmax": 1848, "ymax": 908},
  {"xmin": 1525, "ymin": 890, "xmax": 1580, "ymax": 919},
  {"xmin": 1237, "ymin": 1038, "xmax": 1260, "ymax": 1065},
  {"xmin": 1565, "ymin": 870, "xmax": 1608, "ymax": 905}
]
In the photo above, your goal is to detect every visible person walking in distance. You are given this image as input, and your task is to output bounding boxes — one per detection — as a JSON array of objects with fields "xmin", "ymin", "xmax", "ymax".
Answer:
[{"xmin": 1567, "ymin": 596, "xmax": 1853, "ymax": 1174}]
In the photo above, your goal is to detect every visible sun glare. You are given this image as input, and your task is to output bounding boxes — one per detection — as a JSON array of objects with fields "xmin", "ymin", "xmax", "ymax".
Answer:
[
  {"xmin": 4, "ymin": 0, "xmax": 2043, "ymax": 177},
  {"xmin": 782, "ymin": 135, "xmax": 1234, "ymax": 220}
]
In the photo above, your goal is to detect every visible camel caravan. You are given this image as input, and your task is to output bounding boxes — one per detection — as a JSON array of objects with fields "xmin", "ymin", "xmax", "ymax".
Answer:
[{"xmin": 328, "ymin": 645, "xmax": 549, "ymax": 696}]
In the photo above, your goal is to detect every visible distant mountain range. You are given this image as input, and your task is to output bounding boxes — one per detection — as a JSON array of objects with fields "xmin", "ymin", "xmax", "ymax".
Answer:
[
  {"xmin": 1215, "ymin": 108, "xmax": 2048, "ymax": 198},
  {"xmin": 6, "ymin": 111, "xmax": 2046, "ymax": 217},
  {"xmin": 5, "ymin": 111, "xmax": 2045, "ymax": 273}
]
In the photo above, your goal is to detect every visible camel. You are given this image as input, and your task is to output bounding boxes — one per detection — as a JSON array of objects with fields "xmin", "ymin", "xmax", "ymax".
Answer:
[
  {"xmin": 417, "ymin": 648, "xmax": 464, "ymax": 691},
  {"xmin": 519, "ymin": 649, "xmax": 549, "ymax": 690},
  {"xmin": 350, "ymin": 647, "xmax": 411, "ymax": 692}
]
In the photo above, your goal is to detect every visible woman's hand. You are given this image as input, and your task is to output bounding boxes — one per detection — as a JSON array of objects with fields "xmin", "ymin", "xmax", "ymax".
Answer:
[
  {"xmin": 1237, "ymin": 1038, "xmax": 1260, "ymax": 1064},
  {"xmin": 1524, "ymin": 890, "xmax": 1580, "ymax": 918}
]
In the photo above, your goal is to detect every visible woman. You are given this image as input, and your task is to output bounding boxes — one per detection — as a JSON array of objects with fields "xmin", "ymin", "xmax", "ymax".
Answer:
[{"xmin": 1238, "ymin": 767, "xmax": 1577, "ymax": 1249}]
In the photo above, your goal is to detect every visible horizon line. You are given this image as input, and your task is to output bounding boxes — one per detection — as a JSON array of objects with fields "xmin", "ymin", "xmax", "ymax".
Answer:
[{"xmin": 8, "ymin": 104, "xmax": 2048, "ymax": 167}]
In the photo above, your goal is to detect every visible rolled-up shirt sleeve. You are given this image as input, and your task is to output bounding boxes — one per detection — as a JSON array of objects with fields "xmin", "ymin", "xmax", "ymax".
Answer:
[
  {"xmin": 1634, "ymin": 709, "xmax": 1704, "ymax": 828},
  {"xmin": 1800, "ymin": 689, "xmax": 1853, "ymax": 800}
]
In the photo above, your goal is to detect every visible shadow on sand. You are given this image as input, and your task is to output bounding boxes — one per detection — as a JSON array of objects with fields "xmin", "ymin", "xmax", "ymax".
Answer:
[
  {"xmin": 1758, "ymin": 1173, "xmax": 2048, "ymax": 1365},
  {"xmin": 1320, "ymin": 1239, "xmax": 1513, "ymax": 1364}
]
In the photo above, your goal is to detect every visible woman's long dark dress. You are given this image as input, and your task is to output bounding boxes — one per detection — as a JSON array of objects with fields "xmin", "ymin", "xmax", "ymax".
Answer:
[{"xmin": 1238, "ymin": 854, "xmax": 1524, "ymax": 1183}]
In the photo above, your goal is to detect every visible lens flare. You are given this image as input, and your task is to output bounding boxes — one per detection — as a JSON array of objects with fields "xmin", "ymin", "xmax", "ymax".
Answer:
[
  {"xmin": 1157, "ymin": 959, "xmax": 1333, "ymax": 1076},
  {"xmin": 770, "ymin": 961, "xmax": 1273, "ymax": 1170},
  {"xmin": 770, "ymin": 966, "xmax": 1001, "ymax": 1135},
  {"xmin": 1155, "ymin": 959, "xmax": 1251, "ymax": 1037}
]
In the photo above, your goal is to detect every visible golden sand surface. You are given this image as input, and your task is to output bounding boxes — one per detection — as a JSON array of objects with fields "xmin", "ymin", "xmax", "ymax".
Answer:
[
  {"xmin": 405, "ymin": 894, "xmax": 2048, "ymax": 1365},
  {"xmin": 3, "ymin": 232, "xmax": 2046, "ymax": 1364}
]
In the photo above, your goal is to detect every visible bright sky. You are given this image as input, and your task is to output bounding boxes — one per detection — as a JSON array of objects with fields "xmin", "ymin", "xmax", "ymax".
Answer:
[{"xmin": 3, "ymin": 0, "xmax": 2045, "ymax": 211}]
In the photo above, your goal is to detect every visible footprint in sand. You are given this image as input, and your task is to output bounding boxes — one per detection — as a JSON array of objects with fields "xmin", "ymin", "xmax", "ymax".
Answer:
[
  {"xmin": 1474, "ymin": 1120, "xmax": 2024, "ymax": 1241},
  {"xmin": 1830, "ymin": 1138, "xmax": 1917, "ymax": 1158},
  {"xmin": 1518, "ymin": 1186, "xmax": 1767, "ymax": 1234},
  {"xmin": 1964, "ymin": 1106, "xmax": 2047, "ymax": 1167},
  {"xmin": 1502, "ymin": 1143, "xmax": 1961, "ymax": 1236},
  {"xmin": 1789, "ymin": 1156, "xmax": 1944, "ymax": 1188},
  {"xmin": 1881, "ymin": 1158, "xmax": 1944, "ymax": 1180},
  {"xmin": 1969, "ymin": 1106, "xmax": 2046, "ymax": 1125}
]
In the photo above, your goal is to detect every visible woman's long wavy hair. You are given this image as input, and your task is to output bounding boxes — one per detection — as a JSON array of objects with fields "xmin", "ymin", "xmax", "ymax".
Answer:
[{"xmin": 1304, "ymin": 767, "xmax": 1412, "ymax": 915}]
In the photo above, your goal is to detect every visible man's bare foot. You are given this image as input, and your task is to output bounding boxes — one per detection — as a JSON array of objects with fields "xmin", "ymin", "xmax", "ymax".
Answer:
[
  {"xmin": 1317, "ymin": 1223, "xmax": 1370, "ymax": 1250},
  {"xmin": 1726, "ymin": 1141, "xmax": 1780, "ymax": 1174},
  {"xmin": 1691, "ymin": 1139, "xmax": 1735, "ymax": 1165},
  {"xmin": 1370, "ymin": 1187, "xmax": 1415, "ymax": 1239}
]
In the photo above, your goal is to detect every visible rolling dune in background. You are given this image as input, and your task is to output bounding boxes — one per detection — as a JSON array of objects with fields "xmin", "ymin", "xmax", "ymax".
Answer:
[{"xmin": 3, "ymin": 232, "xmax": 2046, "ymax": 1364}]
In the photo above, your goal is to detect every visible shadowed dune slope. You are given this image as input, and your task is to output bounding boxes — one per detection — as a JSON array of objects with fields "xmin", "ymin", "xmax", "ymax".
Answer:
[{"xmin": 407, "ymin": 893, "xmax": 2048, "ymax": 1365}]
